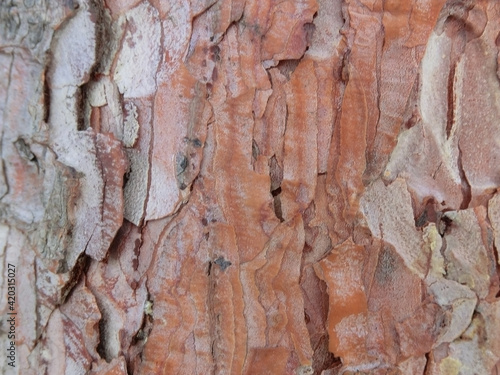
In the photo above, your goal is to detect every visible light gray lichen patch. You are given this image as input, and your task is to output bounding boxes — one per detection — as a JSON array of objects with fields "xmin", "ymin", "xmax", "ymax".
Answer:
[
  {"xmin": 123, "ymin": 149, "xmax": 149, "ymax": 225},
  {"xmin": 34, "ymin": 159, "xmax": 82, "ymax": 273},
  {"xmin": 296, "ymin": 365, "xmax": 313, "ymax": 375},
  {"xmin": 123, "ymin": 101, "xmax": 139, "ymax": 148}
]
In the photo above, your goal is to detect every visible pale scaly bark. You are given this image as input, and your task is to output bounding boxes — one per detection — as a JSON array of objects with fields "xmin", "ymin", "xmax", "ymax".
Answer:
[{"xmin": 1, "ymin": 0, "xmax": 500, "ymax": 374}]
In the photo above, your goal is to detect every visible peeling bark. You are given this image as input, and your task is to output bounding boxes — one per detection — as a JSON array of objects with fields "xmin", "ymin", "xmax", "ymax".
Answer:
[{"xmin": 1, "ymin": 0, "xmax": 500, "ymax": 374}]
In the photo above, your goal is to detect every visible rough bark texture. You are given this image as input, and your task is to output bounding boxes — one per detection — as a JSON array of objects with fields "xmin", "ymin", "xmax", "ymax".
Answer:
[{"xmin": 1, "ymin": 0, "xmax": 500, "ymax": 374}]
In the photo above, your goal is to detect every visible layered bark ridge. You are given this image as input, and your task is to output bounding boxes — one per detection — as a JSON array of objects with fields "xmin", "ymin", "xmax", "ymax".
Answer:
[{"xmin": 1, "ymin": 0, "xmax": 500, "ymax": 374}]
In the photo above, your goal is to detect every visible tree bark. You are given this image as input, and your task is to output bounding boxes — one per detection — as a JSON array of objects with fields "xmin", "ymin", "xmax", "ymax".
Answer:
[{"xmin": 1, "ymin": 0, "xmax": 500, "ymax": 374}]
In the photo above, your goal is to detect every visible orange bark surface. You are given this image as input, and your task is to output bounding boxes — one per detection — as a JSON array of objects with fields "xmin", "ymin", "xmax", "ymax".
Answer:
[{"xmin": 1, "ymin": 0, "xmax": 500, "ymax": 374}]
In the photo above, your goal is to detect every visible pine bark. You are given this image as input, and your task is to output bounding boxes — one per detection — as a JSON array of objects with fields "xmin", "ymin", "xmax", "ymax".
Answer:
[{"xmin": 1, "ymin": 0, "xmax": 500, "ymax": 374}]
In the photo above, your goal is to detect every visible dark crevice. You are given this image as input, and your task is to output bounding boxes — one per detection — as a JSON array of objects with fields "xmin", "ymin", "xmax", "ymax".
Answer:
[
  {"xmin": 43, "ymin": 68, "xmax": 51, "ymax": 123},
  {"xmin": 439, "ymin": 214, "xmax": 454, "ymax": 237},
  {"xmin": 496, "ymin": 32, "xmax": 500, "ymax": 82},
  {"xmin": 269, "ymin": 155, "xmax": 283, "ymax": 191},
  {"xmin": 106, "ymin": 220, "xmax": 130, "ymax": 260},
  {"xmin": 415, "ymin": 198, "xmax": 439, "ymax": 228},
  {"xmin": 0, "ymin": 156, "xmax": 9, "ymax": 199},
  {"xmin": 423, "ymin": 352, "xmax": 431, "ymax": 375},
  {"xmin": 14, "ymin": 137, "xmax": 37, "ymax": 165},
  {"xmin": 283, "ymin": 102, "xmax": 289, "ymax": 142},
  {"xmin": 457, "ymin": 143, "xmax": 472, "ymax": 210},
  {"xmin": 60, "ymin": 252, "xmax": 90, "ymax": 302},
  {"xmin": 311, "ymin": 335, "xmax": 341, "ymax": 374},
  {"xmin": 272, "ymin": 197, "xmax": 283, "ymax": 222},
  {"xmin": 271, "ymin": 186, "xmax": 281, "ymax": 197},
  {"xmin": 123, "ymin": 165, "xmax": 131, "ymax": 188},
  {"xmin": 276, "ymin": 59, "xmax": 300, "ymax": 80},
  {"xmin": 340, "ymin": 48, "xmax": 350, "ymax": 83},
  {"xmin": 445, "ymin": 64, "xmax": 456, "ymax": 139},
  {"xmin": 96, "ymin": 316, "xmax": 108, "ymax": 361},
  {"xmin": 77, "ymin": 0, "xmax": 106, "ymax": 132},
  {"xmin": 252, "ymin": 139, "xmax": 260, "ymax": 161},
  {"xmin": 268, "ymin": 153, "xmax": 284, "ymax": 221},
  {"xmin": 131, "ymin": 292, "xmax": 153, "ymax": 345},
  {"xmin": 493, "ymin": 236, "xmax": 500, "ymax": 298},
  {"xmin": 415, "ymin": 209, "xmax": 428, "ymax": 228},
  {"xmin": 76, "ymin": 84, "xmax": 87, "ymax": 131},
  {"xmin": 402, "ymin": 76, "xmax": 421, "ymax": 132},
  {"xmin": 207, "ymin": 254, "xmax": 218, "ymax": 374},
  {"xmin": 301, "ymin": 272, "xmax": 339, "ymax": 374},
  {"xmin": 271, "ymin": 184, "xmax": 284, "ymax": 222}
]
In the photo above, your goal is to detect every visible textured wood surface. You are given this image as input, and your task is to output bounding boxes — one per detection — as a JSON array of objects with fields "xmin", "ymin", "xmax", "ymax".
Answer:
[{"xmin": 1, "ymin": 0, "xmax": 500, "ymax": 374}]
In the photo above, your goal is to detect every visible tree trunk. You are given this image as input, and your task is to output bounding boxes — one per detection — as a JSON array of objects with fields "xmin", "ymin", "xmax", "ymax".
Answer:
[{"xmin": 1, "ymin": 0, "xmax": 500, "ymax": 374}]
